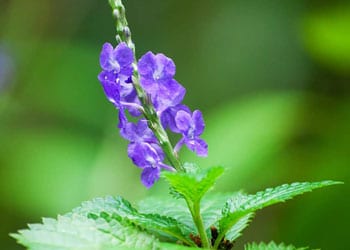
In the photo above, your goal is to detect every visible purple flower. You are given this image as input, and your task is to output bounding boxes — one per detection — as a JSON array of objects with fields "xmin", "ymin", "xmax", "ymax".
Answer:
[
  {"xmin": 174, "ymin": 110, "xmax": 208, "ymax": 157},
  {"xmin": 138, "ymin": 52, "xmax": 185, "ymax": 113},
  {"xmin": 128, "ymin": 142, "xmax": 174, "ymax": 188},
  {"xmin": 138, "ymin": 52, "xmax": 176, "ymax": 91},
  {"xmin": 161, "ymin": 104, "xmax": 191, "ymax": 133},
  {"xmin": 98, "ymin": 42, "xmax": 209, "ymax": 188},
  {"xmin": 120, "ymin": 119, "xmax": 157, "ymax": 143},
  {"xmin": 100, "ymin": 42, "xmax": 134, "ymax": 74},
  {"xmin": 98, "ymin": 42, "xmax": 140, "ymax": 125}
]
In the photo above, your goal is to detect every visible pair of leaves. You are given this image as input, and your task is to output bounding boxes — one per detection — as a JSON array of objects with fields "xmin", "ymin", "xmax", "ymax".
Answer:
[
  {"xmin": 162, "ymin": 165, "xmax": 340, "ymax": 247},
  {"xmin": 12, "ymin": 165, "xmax": 341, "ymax": 250},
  {"xmin": 162, "ymin": 165, "xmax": 225, "ymax": 204}
]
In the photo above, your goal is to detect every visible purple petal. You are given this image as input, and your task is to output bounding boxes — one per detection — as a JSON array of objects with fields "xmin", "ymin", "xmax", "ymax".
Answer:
[
  {"xmin": 141, "ymin": 167, "xmax": 160, "ymax": 188},
  {"xmin": 120, "ymin": 120, "xmax": 156, "ymax": 143},
  {"xmin": 118, "ymin": 107, "xmax": 128, "ymax": 129},
  {"xmin": 98, "ymin": 72, "xmax": 120, "ymax": 106},
  {"xmin": 193, "ymin": 110, "xmax": 205, "ymax": 136},
  {"xmin": 128, "ymin": 142, "xmax": 159, "ymax": 168},
  {"xmin": 98, "ymin": 70, "xmax": 117, "ymax": 83},
  {"xmin": 158, "ymin": 162, "xmax": 175, "ymax": 171},
  {"xmin": 174, "ymin": 137, "xmax": 185, "ymax": 153},
  {"xmin": 120, "ymin": 122, "xmax": 137, "ymax": 141},
  {"xmin": 115, "ymin": 42, "xmax": 134, "ymax": 67},
  {"xmin": 175, "ymin": 110, "xmax": 192, "ymax": 132},
  {"xmin": 138, "ymin": 51, "xmax": 156, "ymax": 77},
  {"xmin": 100, "ymin": 43, "xmax": 119, "ymax": 71},
  {"xmin": 154, "ymin": 80, "xmax": 186, "ymax": 113},
  {"xmin": 161, "ymin": 105, "xmax": 191, "ymax": 133},
  {"xmin": 154, "ymin": 53, "xmax": 176, "ymax": 82},
  {"xmin": 185, "ymin": 138, "xmax": 208, "ymax": 157},
  {"xmin": 139, "ymin": 77, "xmax": 157, "ymax": 94}
]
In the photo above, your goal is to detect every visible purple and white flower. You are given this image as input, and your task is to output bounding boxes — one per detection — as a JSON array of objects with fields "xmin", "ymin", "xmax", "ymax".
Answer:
[
  {"xmin": 98, "ymin": 42, "xmax": 208, "ymax": 188},
  {"xmin": 174, "ymin": 110, "xmax": 208, "ymax": 157}
]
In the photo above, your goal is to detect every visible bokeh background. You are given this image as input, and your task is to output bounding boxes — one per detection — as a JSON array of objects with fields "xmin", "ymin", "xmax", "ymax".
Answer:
[{"xmin": 1, "ymin": 0, "xmax": 349, "ymax": 249}]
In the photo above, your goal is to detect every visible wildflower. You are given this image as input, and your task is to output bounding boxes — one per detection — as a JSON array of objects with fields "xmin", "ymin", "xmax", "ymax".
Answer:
[
  {"xmin": 128, "ymin": 142, "xmax": 174, "ymax": 188},
  {"xmin": 98, "ymin": 42, "xmax": 140, "ymax": 125},
  {"xmin": 138, "ymin": 52, "xmax": 185, "ymax": 113},
  {"xmin": 98, "ymin": 42, "xmax": 208, "ymax": 188},
  {"xmin": 174, "ymin": 110, "xmax": 208, "ymax": 157}
]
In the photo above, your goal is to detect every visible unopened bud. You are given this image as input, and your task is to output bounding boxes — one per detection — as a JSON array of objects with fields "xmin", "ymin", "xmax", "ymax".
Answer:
[
  {"xmin": 115, "ymin": 35, "xmax": 122, "ymax": 43},
  {"xmin": 113, "ymin": 9, "xmax": 120, "ymax": 18},
  {"xmin": 123, "ymin": 27, "xmax": 131, "ymax": 38}
]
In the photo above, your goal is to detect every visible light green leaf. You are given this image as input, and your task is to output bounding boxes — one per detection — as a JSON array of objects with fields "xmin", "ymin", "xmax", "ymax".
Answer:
[
  {"xmin": 12, "ymin": 195, "xmax": 197, "ymax": 249},
  {"xmin": 215, "ymin": 181, "xmax": 341, "ymax": 247},
  {"xmin": 139, "ymin": 193, "xmax": 233, "ymax": 231},
  {"xmin": 11, "ymin": 213, "xmax": 158, "ymax": 250},
  {"xmin": 162, "ymin": 166, "xmax": 224, "ymax": 204},
  {"xmin": 244, "ymin": 241, "xmax": 309, "ymax": 250},
  {"xmin": 73, "ymin": 196, "xmax": 194, "ymax": 246},
  {"xmin": 159, "ymin": 242, "xmax": 200, "ymax": 250}
]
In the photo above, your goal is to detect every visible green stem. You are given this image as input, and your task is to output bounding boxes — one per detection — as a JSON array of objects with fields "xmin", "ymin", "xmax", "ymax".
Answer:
[
  {"xmin": 186, "ymin": 199, "xmax": 210, "ymax": 249},
  {"xmin": 132, "ymin": 75, "xmax": 183, "ymax": 171},
  {"xmin": 108, "ymin": 0, "xmax": 183, "ymax": 171},
  {"xmin": 213, "ymin": 231, "xmax": 225, "ymax": 249}
]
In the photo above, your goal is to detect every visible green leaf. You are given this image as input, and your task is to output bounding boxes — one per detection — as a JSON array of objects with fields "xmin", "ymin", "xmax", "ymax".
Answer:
[
  {"xmin": 12, "ymin": 195, "xmax": 197, "ymax": 249},
  {"xmin": 159, "ymin": 242, "xmax": 200, "ymax": 250},
  {"xmin": 72, "ymin": 196, "xmax": 194, "ymax": 246},
  {"xmin": 214, "ymin": 181, "xmax": 341, "ymax": 247},
  {"xmin": 139, "ymin": 193, "xmax": 233, "ymax": 231},
  {"xmin": 162, "ymin": 166, "xmax": 225, "ymax": 248},
  {"xmin": 162, "ymin": 166, "xmax": 224, "ymax": 204},
  {"xmin": 244, "ymin": 241, "xmax": 309, "ymax": 250},
  {"xmin": 11, "ymin": 213, "xmax": 158, "ymax": 250},
  {"xmin": 225, "ymin": 212, "xmax": 254, "ymax": 242}
]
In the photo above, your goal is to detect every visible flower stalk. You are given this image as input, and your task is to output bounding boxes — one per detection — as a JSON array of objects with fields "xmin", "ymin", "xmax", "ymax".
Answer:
[{"xmin": 109, "ymin": 0, "xmax": 183, "ymax": 172}]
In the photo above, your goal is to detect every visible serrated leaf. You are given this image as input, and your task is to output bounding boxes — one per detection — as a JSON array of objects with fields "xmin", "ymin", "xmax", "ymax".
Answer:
[
  {"xmin": 225, "ymin": 212, "xmax": 254, "ymax": 242},
  {"xmin": 162, "ymin": 166, "xmax": 224, "ymax": 204},
  {"xmin": 159, "ymin": 242, "xmax": 200, "ymax": 250},
  {"xmin": 12, "ymin": 213, "xmax": 158, "ymax": 250},
  {"xmin": 214, "ymin": 181, "xmax": 341, "ymax": 247},
  {"xmin": 139, "ymin": 193, "xmax": 233, "ymax": 232},
  {"xmin": 73, "ymin": 196, "xmax": 194, "ymax": 246},
  {"xmin": 244, "ymin": 241, "xmax": 309, "ymax": 250}
]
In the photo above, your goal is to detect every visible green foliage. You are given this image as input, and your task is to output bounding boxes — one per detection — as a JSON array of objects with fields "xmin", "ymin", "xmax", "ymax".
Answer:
[
  {"xmin": 139, "ymin": 193, "xmax": 232, "ymax": 231},
  {"xmin": 244, "ymin": 241, "xmax": 309, "ymax": 250},
  {"xmin": 72, "ymin": 196, "xmax": 194, "ymax": 246},
  {"xmin": 214, "ymin": 181, "xmax": 341, "ymax": 248},
  {"xmin": 163, "ymin": 165, "xmax": 225, "ymax": 248},
  {"xmin": 162, "ymin": 165, "xmax": 224, "ymax": 204},
  {"xmin": 11, "ymin": 214, "xmax": 158, "ymax": 250},
  {"xmin": 12, "ymin": 179, "xmax": 341, "ymax": 250},
  {"xmin": 11, "ymin": 196, "xmax": 193, "ymax": 249}
]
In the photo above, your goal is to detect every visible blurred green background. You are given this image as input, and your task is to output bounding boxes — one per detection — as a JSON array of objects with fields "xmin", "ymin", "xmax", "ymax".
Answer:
[{"xmin": 0, "ymin": 0, "xmax": 349, "ymax": 249}]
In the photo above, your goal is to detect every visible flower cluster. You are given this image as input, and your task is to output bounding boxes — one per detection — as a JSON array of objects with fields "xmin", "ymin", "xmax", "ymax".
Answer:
[{"xmin": 98, "ymin": 42, "xmax": 208, "ymax": 187}]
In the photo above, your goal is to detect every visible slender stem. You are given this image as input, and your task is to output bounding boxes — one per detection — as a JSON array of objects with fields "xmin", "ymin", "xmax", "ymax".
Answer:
[
  {"xmin": 213, "ymin": 231, "xmax": 225, "ymax": 249},
  {"xmin": 186, "ymin": 199, "xmax": 210, "ymax": 249},
  {"xmin": 132, "ymin": 74, "xmax": 183, "ymax": 171},
  {"xmin": 109, "ymin": 0, "xmax": 183, "ymax": 171}
]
